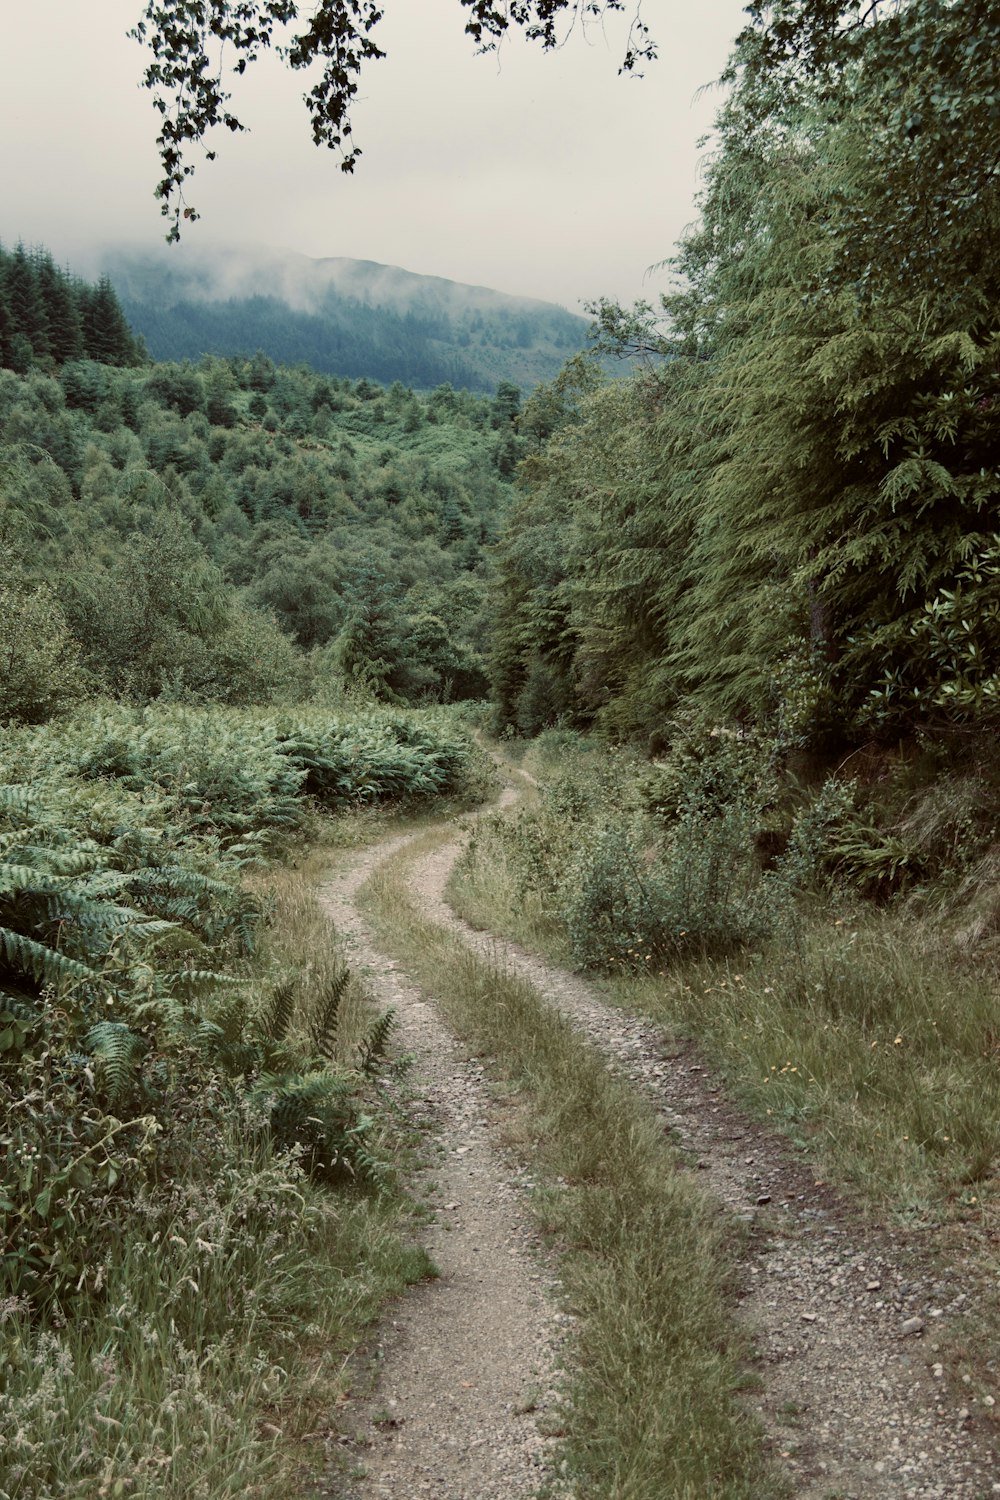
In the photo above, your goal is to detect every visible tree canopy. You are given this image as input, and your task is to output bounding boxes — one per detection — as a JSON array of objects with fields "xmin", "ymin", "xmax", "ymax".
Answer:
[
  {"xmin": 133, "ymin": 0, "xmax": 656, "ymax": 239},
  {"xmin": 490, "ymin": 0, "xmax": 1000, "ymax": 745}
]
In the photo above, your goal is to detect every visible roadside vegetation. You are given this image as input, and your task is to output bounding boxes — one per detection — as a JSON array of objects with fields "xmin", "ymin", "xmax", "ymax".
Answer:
[
  {"xmin": 453, "ymin": 730, "xmax": 1000, "ymax": 1230},
  {"xmin": 0, "ymin": 700, "xmax": 488, "ymax": 1499}
]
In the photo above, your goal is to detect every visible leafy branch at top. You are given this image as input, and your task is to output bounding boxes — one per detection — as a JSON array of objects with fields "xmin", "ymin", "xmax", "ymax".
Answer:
[{"xmin": 131, "ymin": 0, "xmax": 656, "ymax": 242}]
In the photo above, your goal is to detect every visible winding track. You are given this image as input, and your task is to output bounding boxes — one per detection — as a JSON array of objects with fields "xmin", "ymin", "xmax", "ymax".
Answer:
[
  {"xmin": 319, "ymin": 827, "xmax": 564, "ymax": 1500},
  {"xmin": 320, "ymin": 784, "xmax": 999, "ymax": 1500}
]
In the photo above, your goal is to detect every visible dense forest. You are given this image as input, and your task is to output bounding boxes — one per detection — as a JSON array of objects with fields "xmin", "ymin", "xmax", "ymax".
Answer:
[
  {"xmin": 104, "ymin": 245, "xmax": 592, "ymax": 394},
  {"xmin": 0, "ymin": 257, "xmax": 524, "ymax": 721},
  {"xmin": 492, "ymin": 0, "xmax": 1000, "ymax": 750}
]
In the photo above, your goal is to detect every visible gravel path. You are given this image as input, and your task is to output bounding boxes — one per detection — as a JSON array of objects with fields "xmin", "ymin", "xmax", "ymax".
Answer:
[
  {"xmin": 317, "ymin": 785, "xmax": 999, "ymax": 1500},
  {"xmin": 407, "ymin": 795, "xmax": 1000, "ymax": 1500},
  {"xmin": 317, "ymin": 835, "xmax": 564, "ymax": 1500}
]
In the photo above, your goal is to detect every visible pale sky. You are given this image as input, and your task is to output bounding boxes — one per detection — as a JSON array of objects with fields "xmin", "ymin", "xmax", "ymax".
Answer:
[{"xmin": 0, "ymin": 2, "xmax": 747, "ymax": 312}]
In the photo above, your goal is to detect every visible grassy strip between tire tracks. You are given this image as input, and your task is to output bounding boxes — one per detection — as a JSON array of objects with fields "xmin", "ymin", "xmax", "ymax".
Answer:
[{"xmin": 358, "ymin": 826, "xmax": 785, "ymax": 1500}]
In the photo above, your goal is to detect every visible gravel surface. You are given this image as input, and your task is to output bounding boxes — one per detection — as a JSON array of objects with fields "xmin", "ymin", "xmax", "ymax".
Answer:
[
  {"xmin": 316, "ymin": 785, "xmax": 999, "ymax": 1500},
  {"xmin": 317, "ymin": 836, "xmax": 564, "ymax": 1500},
  {"xmin": 409, "ymin": 795, "xmax": 1000, "ymax": 1500}
]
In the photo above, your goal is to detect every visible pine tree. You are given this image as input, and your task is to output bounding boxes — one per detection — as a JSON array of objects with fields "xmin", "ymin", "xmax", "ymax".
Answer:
[
  {"xmin": 35, "ymin": 252, "xmax": 84, "ymax": 364},
  {"xmin": 5, "ymin": 244, "xmax": 51, "ymax": 362},
  {"xmin": 81, "ymin": 276, "xmax": 141, "ymax": 365}
]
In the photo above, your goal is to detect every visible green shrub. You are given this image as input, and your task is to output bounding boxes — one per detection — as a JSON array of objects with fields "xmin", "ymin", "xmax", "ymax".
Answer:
[
  {"xmin": 563, "ymin": 807, "xmax": 773, "ymax": 970},
  {"xmin": 0, "ymin": 703, "xmax": 452, "ymax": 1313},
  {"xmin": 0, "ymin": 579, "xmax": 84, "ymax": 726}
]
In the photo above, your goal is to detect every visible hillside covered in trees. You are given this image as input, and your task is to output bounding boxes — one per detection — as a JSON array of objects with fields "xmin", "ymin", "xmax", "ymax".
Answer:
[
  {"xmin": 99, "ymin": 244, "xmax": 592, "ymax": 394},
  {"xmin": 1, "ymin": 319, "xmax": 523, "ymax": 721}
]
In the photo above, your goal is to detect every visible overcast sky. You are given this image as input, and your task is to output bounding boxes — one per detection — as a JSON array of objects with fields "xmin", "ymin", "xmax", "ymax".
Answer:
[{"xmin": 0, "ymin": 2, "xmax": 747, "ymax": 312}]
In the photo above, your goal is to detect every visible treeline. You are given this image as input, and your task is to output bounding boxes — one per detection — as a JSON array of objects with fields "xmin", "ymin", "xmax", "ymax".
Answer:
[
  {"xmin": 2, "ymin": 344, "xmax": 523, "ymax": 723},
  {"xmin": 0, "ymin": 242, "xmax": 143, "ymax": 372},
  {"xmin": 127, "ymin": 292, "xmax": 488, "ymax": 392},
  {"xmin": 492, "ymin": 0, "xmax": 1000, "ymax": 750},
  {"xmin": 107, "ymin": 245, "xmax": 591, "ymax": 395},
  {"xmin": 120, "ymin": 289, "xmax": 583, "ymax": 394}
]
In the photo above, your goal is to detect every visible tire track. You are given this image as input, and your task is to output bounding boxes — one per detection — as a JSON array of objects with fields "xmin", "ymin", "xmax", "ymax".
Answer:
[
  {"xmin": 405, "ymin": 800, "xmax": 1000, "ymax": 1500},
  {"xmin": 317, "ymin": 833, "xmax": 564, "ymax": 1500}
]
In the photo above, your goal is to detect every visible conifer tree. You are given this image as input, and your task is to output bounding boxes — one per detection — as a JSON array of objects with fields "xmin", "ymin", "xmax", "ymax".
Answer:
[
  {"xmin": 6, "ymin": 244, "xmax": 51, "ymax": 363},
  {"xmin": 35, "ymin": 252, "xmax": 84, "ymax": 365}
]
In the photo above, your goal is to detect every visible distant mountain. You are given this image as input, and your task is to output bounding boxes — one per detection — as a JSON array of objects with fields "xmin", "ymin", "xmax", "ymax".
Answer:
[{"xmin": 95, "ymin": 244, "xmax": 593, "ymax": 393}]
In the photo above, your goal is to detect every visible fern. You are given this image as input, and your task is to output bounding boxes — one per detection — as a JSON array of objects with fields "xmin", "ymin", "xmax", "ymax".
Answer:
[
  {"xmin": 357, "ymin": 1008, "xmax": 396, "ymax": 1076},
  {"xmin": 259, "ymin": 981, "xmax": 296, "ymax": 1048},
  {"xmin": 85, "ymin": 1020, "xmax": 146, "ymax": 1104},
  {"xmin": 308, "ymin": 966, "xmax": 350, "ymax": 1063},
  {"xmin": 194, "ymin": 993, "xmax": 258, "ymax": 1075},
  {"xmin": 250, "ymin": 1068, "xmax": 377, "ymax": 1182},
  {"xmin": 0, "ymin": 925, "xmax": 95, "ymax": 987}
]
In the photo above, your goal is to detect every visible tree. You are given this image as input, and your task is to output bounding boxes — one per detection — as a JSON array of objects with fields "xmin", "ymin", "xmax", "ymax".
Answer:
[
  {"xmin": 5, "ymin": 245, "xmax": 50, "ymax": 364},
  {"xmin": 739, "ymin": 1, "xmax": 1000, "ymax": 307},
  {"xmin": 35, "ymin": 253, "xmax": 84, "ymax": 365},
  {"xmin": 80, "ymin": 276, "xmax": 143, "ymax": 366},
  {"xmin": 0, "ymin": 575, "xmax": 84, "ymax": 725},
  {"xmin": 132, "ymin": 1, "xmax": 655, "ymax": 239}
]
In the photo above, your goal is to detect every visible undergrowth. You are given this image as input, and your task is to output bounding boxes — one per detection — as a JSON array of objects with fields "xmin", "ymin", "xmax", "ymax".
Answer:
[
  {"xmin": 0, "ymin": 701, "xmax": 480, "ymax": 1499},
  {"xmin": 451, "ymin": 729, "xmax": 1000, "ymax": 1227}
]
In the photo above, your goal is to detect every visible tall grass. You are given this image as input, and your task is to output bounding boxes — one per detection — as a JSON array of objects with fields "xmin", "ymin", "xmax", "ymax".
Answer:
[
  {"xmin": 453, "ymin": 737, "xmax": 1000, "ymax": 1228},
  {"xmin": 1, "ymin": 1119, "xmax": 426, "ymax": 1500},
  {"xmin": 621, "ymin": 917, "xmax": 1000, "ymax": 1223},
  {"xmin": 0, "ymin": 700, "xmax": 462, "ymax": 1500}
]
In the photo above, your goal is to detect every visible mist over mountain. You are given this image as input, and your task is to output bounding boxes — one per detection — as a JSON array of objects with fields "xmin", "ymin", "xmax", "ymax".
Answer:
[{"xmin": 95, "ymin": 243, "xmax": 592, "ymax": 393}]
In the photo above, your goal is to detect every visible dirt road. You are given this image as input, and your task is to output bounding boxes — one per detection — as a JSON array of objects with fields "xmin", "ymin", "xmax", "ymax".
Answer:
[{"xmin": 319, "ymin": 789, "xmax": 999, "ymax": 1499}]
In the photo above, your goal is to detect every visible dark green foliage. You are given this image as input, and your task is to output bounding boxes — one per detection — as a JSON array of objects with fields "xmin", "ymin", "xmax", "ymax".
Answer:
[
  {"xmin": 117, "ymin": 282, "xmax": 586, "ymax": 392},
  {"xmin": 0, "ymin": 696, "xmax": 477, "ymax": 1308},
  {"xmin": 0, "ymin": 242, "xmax": 141, "ymax": 371},
  {"xmin": 357, "ymin": 1007, "xmax": 396, "ymax": 1077},
  {"xmin": 309, "ymin": 966, "xmax": 350, "ymax": 1062},
  {"xmin": 250, "ymin": 1069, "xmax": 373, "ymax": 1182},
  {"xmin": 85, "ymin": 1019, "xmax": 147, "ymax": 1105},
  {"xmin": 490, "ymin": 1, "xmax": 1000, "ymax": 749},
  {"xmin": 260, "ymin": 979, "xmax": 297, "ymax": 1053},
  {"xmin": 0, "ymin": 252, "xmax": 508, "ymax": 717}
]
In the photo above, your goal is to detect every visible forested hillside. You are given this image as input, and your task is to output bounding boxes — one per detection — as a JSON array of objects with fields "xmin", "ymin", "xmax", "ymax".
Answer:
[
  {"xmin": 2, "ymin": 332, "xmax": 521, "ymax": 720},
  {"xmin": 100, "ymin": 244, "xmax": 591, "ymax": 393}
]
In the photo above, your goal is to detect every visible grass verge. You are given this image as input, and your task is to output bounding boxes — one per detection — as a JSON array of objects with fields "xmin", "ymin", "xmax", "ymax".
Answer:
[
  {"xmin": 450, "ymin": 813, "xmax": 1000, "ymax": 1233},
  {"xmin": 1, "ymin": 818, "xmax": 432, "ymax": 1500},
  {"xmin": 359, "ymin": 827, "xmax": 784, "ymax": 1500},
  {"xmin": 449, "ymin": 744, "xmax": 1000, "ymax": 1419}
]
